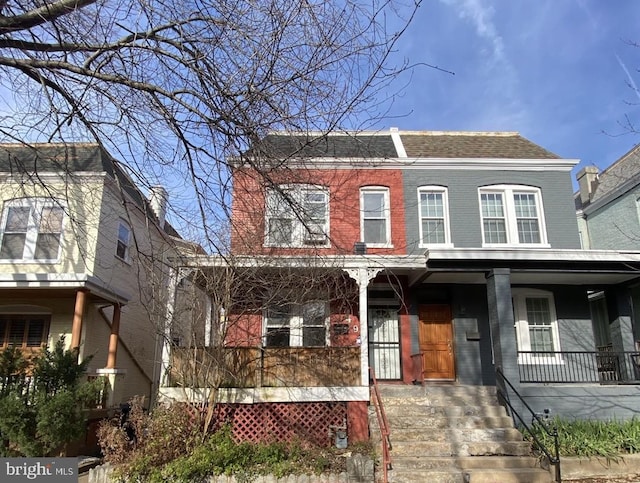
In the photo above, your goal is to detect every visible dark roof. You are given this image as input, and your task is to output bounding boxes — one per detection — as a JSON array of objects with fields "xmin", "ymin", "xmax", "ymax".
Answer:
[
  {"xmin": 400, "ymin": 133, "xmax": 560, "ymax": 159},
  {"xmin": 245, "ymin": 131, "xmax": 560, "ymax": 160},
  {"xmin": 590, "ymin": 144, "xmax": 640, "ymax": 204},
  {"xmin": 0, "ymin": 143, "xmax": 180, "ymax": 237},
  {"xmin": 248, "ymin": 133, "xmax": 398, "ymax": 158}
]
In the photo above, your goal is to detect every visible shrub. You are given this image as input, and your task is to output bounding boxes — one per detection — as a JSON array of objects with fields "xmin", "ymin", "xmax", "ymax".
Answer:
[{"xmin": 0, "ymin": 337, "xmax": 99, "ymax": 456}]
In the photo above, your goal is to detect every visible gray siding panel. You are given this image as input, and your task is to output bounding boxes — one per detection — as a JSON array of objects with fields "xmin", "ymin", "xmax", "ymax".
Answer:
[
  {"xmin": 402, "ymin": 170, "xmax": 581, "ymax": 253},
  {"xmin": 586, "ymin": 186, "xmax": 640, "ymax": 250}
]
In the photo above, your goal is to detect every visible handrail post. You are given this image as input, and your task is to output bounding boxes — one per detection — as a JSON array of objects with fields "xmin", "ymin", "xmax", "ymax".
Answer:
[
  {"xmin": 496, "ymin": 366, "xmax": 561, "ymax": 482},
  {"xmin": 369, "ymin": 367, "xmax": 391, "ymax": 483}
]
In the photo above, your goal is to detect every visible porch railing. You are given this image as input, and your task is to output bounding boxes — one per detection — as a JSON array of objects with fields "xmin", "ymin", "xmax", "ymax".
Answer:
[
  {"xmin": 369, "ymin": 367, "xmax": 391, "ymax": 483},
  {"xmin": 496, "ymin": 366, "xmax": 561, "ymax": 482},
  {"xmin": 518, "ymin": 350, "xmax": 640, "ymax": 384},
  {"xmin": 168, "ymin": 346, "xmax": 361, "ymax": 388}
]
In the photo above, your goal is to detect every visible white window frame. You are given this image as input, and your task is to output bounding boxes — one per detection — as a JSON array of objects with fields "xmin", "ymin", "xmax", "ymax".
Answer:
[
  {"xmin": 478, "ymin": 185, "xmax": 549, "ymax": 247},
  {"xmin": 115, "ymin": 219, "xmax": 132, "ymax": 262},
  {"xmin": 360, "ymin": 187, "xmax": 392, "ymax": 248},
  {"xmin": 0, "ymin": 198, "xmax": 65, "ymax": 263},
  {"xmin": 418, "ymin": 186, "xmax": 452, "ymax": 247},
  {"xmin": 513, "ymin": 288, "xmax": 562, "ymax": 365},
  {"xmin": 263, "ymin": 301, "xmax": 329, "ymax": 348},
  {"xmin": 264, "ymin": 184, "xmax": 329, "ymax": 248}
]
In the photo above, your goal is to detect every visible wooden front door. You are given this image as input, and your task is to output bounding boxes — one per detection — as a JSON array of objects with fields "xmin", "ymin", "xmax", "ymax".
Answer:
[{"xmin": 418, "ymin": 304, "xmax": 455, "ymax": 380}]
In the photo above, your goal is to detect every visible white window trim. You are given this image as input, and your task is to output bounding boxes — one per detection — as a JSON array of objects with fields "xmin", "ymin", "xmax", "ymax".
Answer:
[
  {"xmin": 417, "ymin": 186, "xmax": 453, "ymax": 248},
  {"xmin": 264, "ymin": 184, "xmax": 330, "ymax": 248},
  {"xmin": 478, "ymin": 185, "xmax": 549, "ymax": 248},
  {"xmin": 360, "ymin": 186, "xmax": 392, "ymax": 248},
  {"xmin": 263, "ymin": 301, "xmax": 330, "ymax": 348},
  {"xmin": 0, "ymin": 198, "xmax": 65, "ymax": 264},
  {"xmin": 115, "ymin": 219, "xmax": 132, "ymax": 263},
  {"xmin": 513, "ymin": 288, "xmax": 563, "ymax": 365}
]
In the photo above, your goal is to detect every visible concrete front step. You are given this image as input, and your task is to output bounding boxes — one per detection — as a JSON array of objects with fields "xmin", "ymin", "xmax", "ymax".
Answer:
[
  {"xmin": 465, "ymin": 468, "xmax": 553, "ymax": 483},
  {"xmin": 380, "ymin": 395, "xmax": 500, "ymax": 406},
  {"xmin": 374, "ymin": 427, "xmax": 524, "ymax": 443},
  {"xmin": 390, "ymin": 455, "xmax": 543, "ymax": 471},
  {"xmin": 372, "ymin": 415, "xmax": 515, "ymax": 429},
  {"xmin": 387, "ymin": 468, "xmax": 552, "ymax": 483},
  {"xmin": 378, "ymin": 384, "xmax": 497, "ymax": 398},
  {"xmin": 390, "ymin": 440, "xmax": 534, "ymax": 457},
  {"xmin": 381, "ymin": 404, "xmax": 509, "ymax": 418}
]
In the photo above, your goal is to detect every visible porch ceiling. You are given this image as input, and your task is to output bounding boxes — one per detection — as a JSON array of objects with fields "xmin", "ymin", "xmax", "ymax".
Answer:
[{"xmin": 419, "ymin": 270, "xmax": 640, "ymax": 286}]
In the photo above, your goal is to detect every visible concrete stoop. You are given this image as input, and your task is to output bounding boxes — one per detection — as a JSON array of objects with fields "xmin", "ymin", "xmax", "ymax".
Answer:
[{"xmin": 370, "ymin": 384, "xmax": 553, "ymax": 483}]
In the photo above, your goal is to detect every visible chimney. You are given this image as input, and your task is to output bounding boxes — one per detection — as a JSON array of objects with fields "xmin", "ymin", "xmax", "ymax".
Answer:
[
  {"xmin": 576, "ymin": 166, "xmax": 599, "ymax": 205},
  {"xmin": 149, "ymin": 185, "xmax": 168, "ymax": 230}
]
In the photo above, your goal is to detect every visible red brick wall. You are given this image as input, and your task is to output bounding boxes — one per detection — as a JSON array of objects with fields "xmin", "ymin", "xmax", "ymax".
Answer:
[{"xmin": 231, "ymin": 168, "xmax": 406, "ymax": 255}]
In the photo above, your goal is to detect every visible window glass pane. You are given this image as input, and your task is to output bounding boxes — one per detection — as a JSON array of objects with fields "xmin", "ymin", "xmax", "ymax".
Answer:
[
  {"xmin": 26, "ymin": 318, "xmax": 46, "ymax": 347},
  {"xmin": 39, "ymin": 207, "xmax": 63, "ymax": 233},
  {"xmin": 8, "ymin": 320, "xmax": 25, "ymax": 346},
  {"xmin": 118, "ymin": 223, "xmax": 130, "ymax": 243},
  {"xmin": 517, "ymin": 219, "xmax": 541, "ymax": 244},
  {"xmin": 514, "ymin": 193, "xmax": 538, "ymax": 218},
  {"xmin": 34, "ymin": 233, "xmax": 61, "ymax": 259},
  {"xmin": 0, "ymin": 233, "xmax": 26, "ymax": 259},
  {"xmin": 5, "ymin": 207, "xmax": 30, "ymax": 232},
  {"xmin": 526, "ymin": 298, "xmax": 551, "ymax": 325},
  {"xmin": 303, "ymin": 326, "xmax": 326, "ymax": 346},
  {"xmin": 364, "ymin": 219, "xmax": 386, "ymax": 244},
  {"xmin": 302, "ymin": 302, "xmax": 325, "ymax": 326},
  {"xmin": 481, "ymin": 193, "xmax": 504, "ymax": 217},
  {"xmin": 266, "ymin": 328, "xmax": 290, "ymax": 347},
  {"xmin": 268, "ymin": 218, "xmax": 293, "ymax": 244},
  {"xmin": 363, "ymin": 192, "xmax": 385, "ymax": 217},
  {"xmin": 529, "ymin": 327, "xmax": 554, "ymax": 352},
  {"xmin": 483, "ymin": 220, "xmax": 507, "ymax": 244},
  {"xmin": 420, "ymin": 192, "xmax": 443, "ymax": 217},
  {"xmin": 422, "ymin": 220, "xmax": 445, "ymax": 244},
  {"xmin": 116, "ymin": 240, "xmax": 127, "ymax": 259},
  {"xmin": 0, "ymin": 319, "xmax": 6, "ymax": 346}
]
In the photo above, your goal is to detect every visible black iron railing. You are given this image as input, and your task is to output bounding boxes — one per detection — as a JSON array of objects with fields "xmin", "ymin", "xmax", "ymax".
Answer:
[
  {"xmin": 518, "ymin": 351, "xmax": 640, "ymax": 384},
  {"xmin": 496, "ymin": 366, "xmax": 561, "ymax": 482}
]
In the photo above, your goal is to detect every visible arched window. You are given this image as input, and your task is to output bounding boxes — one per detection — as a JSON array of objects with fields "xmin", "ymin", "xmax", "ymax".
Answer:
[{"xmin": 478, "ymin": 185, "xmax": 548, "ymax": 246}]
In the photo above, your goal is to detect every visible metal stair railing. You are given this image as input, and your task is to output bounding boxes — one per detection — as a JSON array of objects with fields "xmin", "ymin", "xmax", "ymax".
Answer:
[
  {"xmin": 496, "ymin": 366, "xmax": 561, "ymax": 482},
  {"xmin": 369, "ymin": 367, "xmax": 391, "ymax": 483}
]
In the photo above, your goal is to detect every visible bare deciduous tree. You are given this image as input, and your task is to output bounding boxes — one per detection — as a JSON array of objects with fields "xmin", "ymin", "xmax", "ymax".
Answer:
[{"xmin": 0, "ymin": 0, "xmax": 420, "ymax": 251}]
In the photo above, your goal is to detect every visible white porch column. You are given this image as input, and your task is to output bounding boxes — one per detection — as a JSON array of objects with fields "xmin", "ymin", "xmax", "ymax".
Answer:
[
  {"xmin": 344, "ymin": 267, "xmax": 384, "ymax": 387},
  {"xmin": 204, "ymin": 294, "xmax": 213, "ymax": 347},
  {"xmin": 158, "ymin": 267, "xmax": 180, "ymax": 389}
]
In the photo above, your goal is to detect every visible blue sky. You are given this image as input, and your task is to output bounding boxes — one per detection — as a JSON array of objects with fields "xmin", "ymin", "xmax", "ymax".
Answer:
[{"xmin": 379, "ymin": 0, "xmax": 640, "ymax": 179}]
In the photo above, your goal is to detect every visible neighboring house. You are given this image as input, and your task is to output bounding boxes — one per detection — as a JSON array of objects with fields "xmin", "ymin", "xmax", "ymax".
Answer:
[
  {"xmin": 160, "ymin": 129, "xmax": 640, "ymax": 449},
  {"xmin": 0, "ymin": 142, "xmax": 190, "ymax": 413},
  {"xmin": 575, "ymin": 145, "xmax": 640, "ymax": 349}
]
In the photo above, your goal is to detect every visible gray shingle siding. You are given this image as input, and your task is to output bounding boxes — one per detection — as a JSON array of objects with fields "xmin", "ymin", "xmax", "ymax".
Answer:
[{"xmin": 403, "ymin": 170, "xmax": 581, "ymax": 252}]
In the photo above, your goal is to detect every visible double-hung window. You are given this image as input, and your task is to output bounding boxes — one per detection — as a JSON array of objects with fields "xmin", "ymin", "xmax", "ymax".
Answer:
[
  {"xmin": 265, "ymin": 185, "xmax": 329, "ymax": 247},
  {"xmin": 264, "ymin": 301, "xmax": 328, "ymax": 347},
  {"xmin": 361, "ymin": 187, "xmax": 391, "ymax": 247},
  {"xmin": 116, "ymin": 220, "xmax": 132, "ymax": 261},
  {"xmin": 479, "ymin": 186, "xmax": 547, "ymax": 246},
  {"xmin": 0, "ymin": 198, "xmax": 64, "ymax": 262},
  {"xmin": 513, "ymin": 289, "xmax": 561, "ymax": 364},
  {"xmin": 418, "ymin": 187, "xmax": 450, "ymax": 246}
]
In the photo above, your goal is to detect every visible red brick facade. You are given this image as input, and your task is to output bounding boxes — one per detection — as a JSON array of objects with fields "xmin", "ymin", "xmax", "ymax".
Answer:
[{"xmin": 231, "ymin": 168, "xmax": 406, "ymax": 255}]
